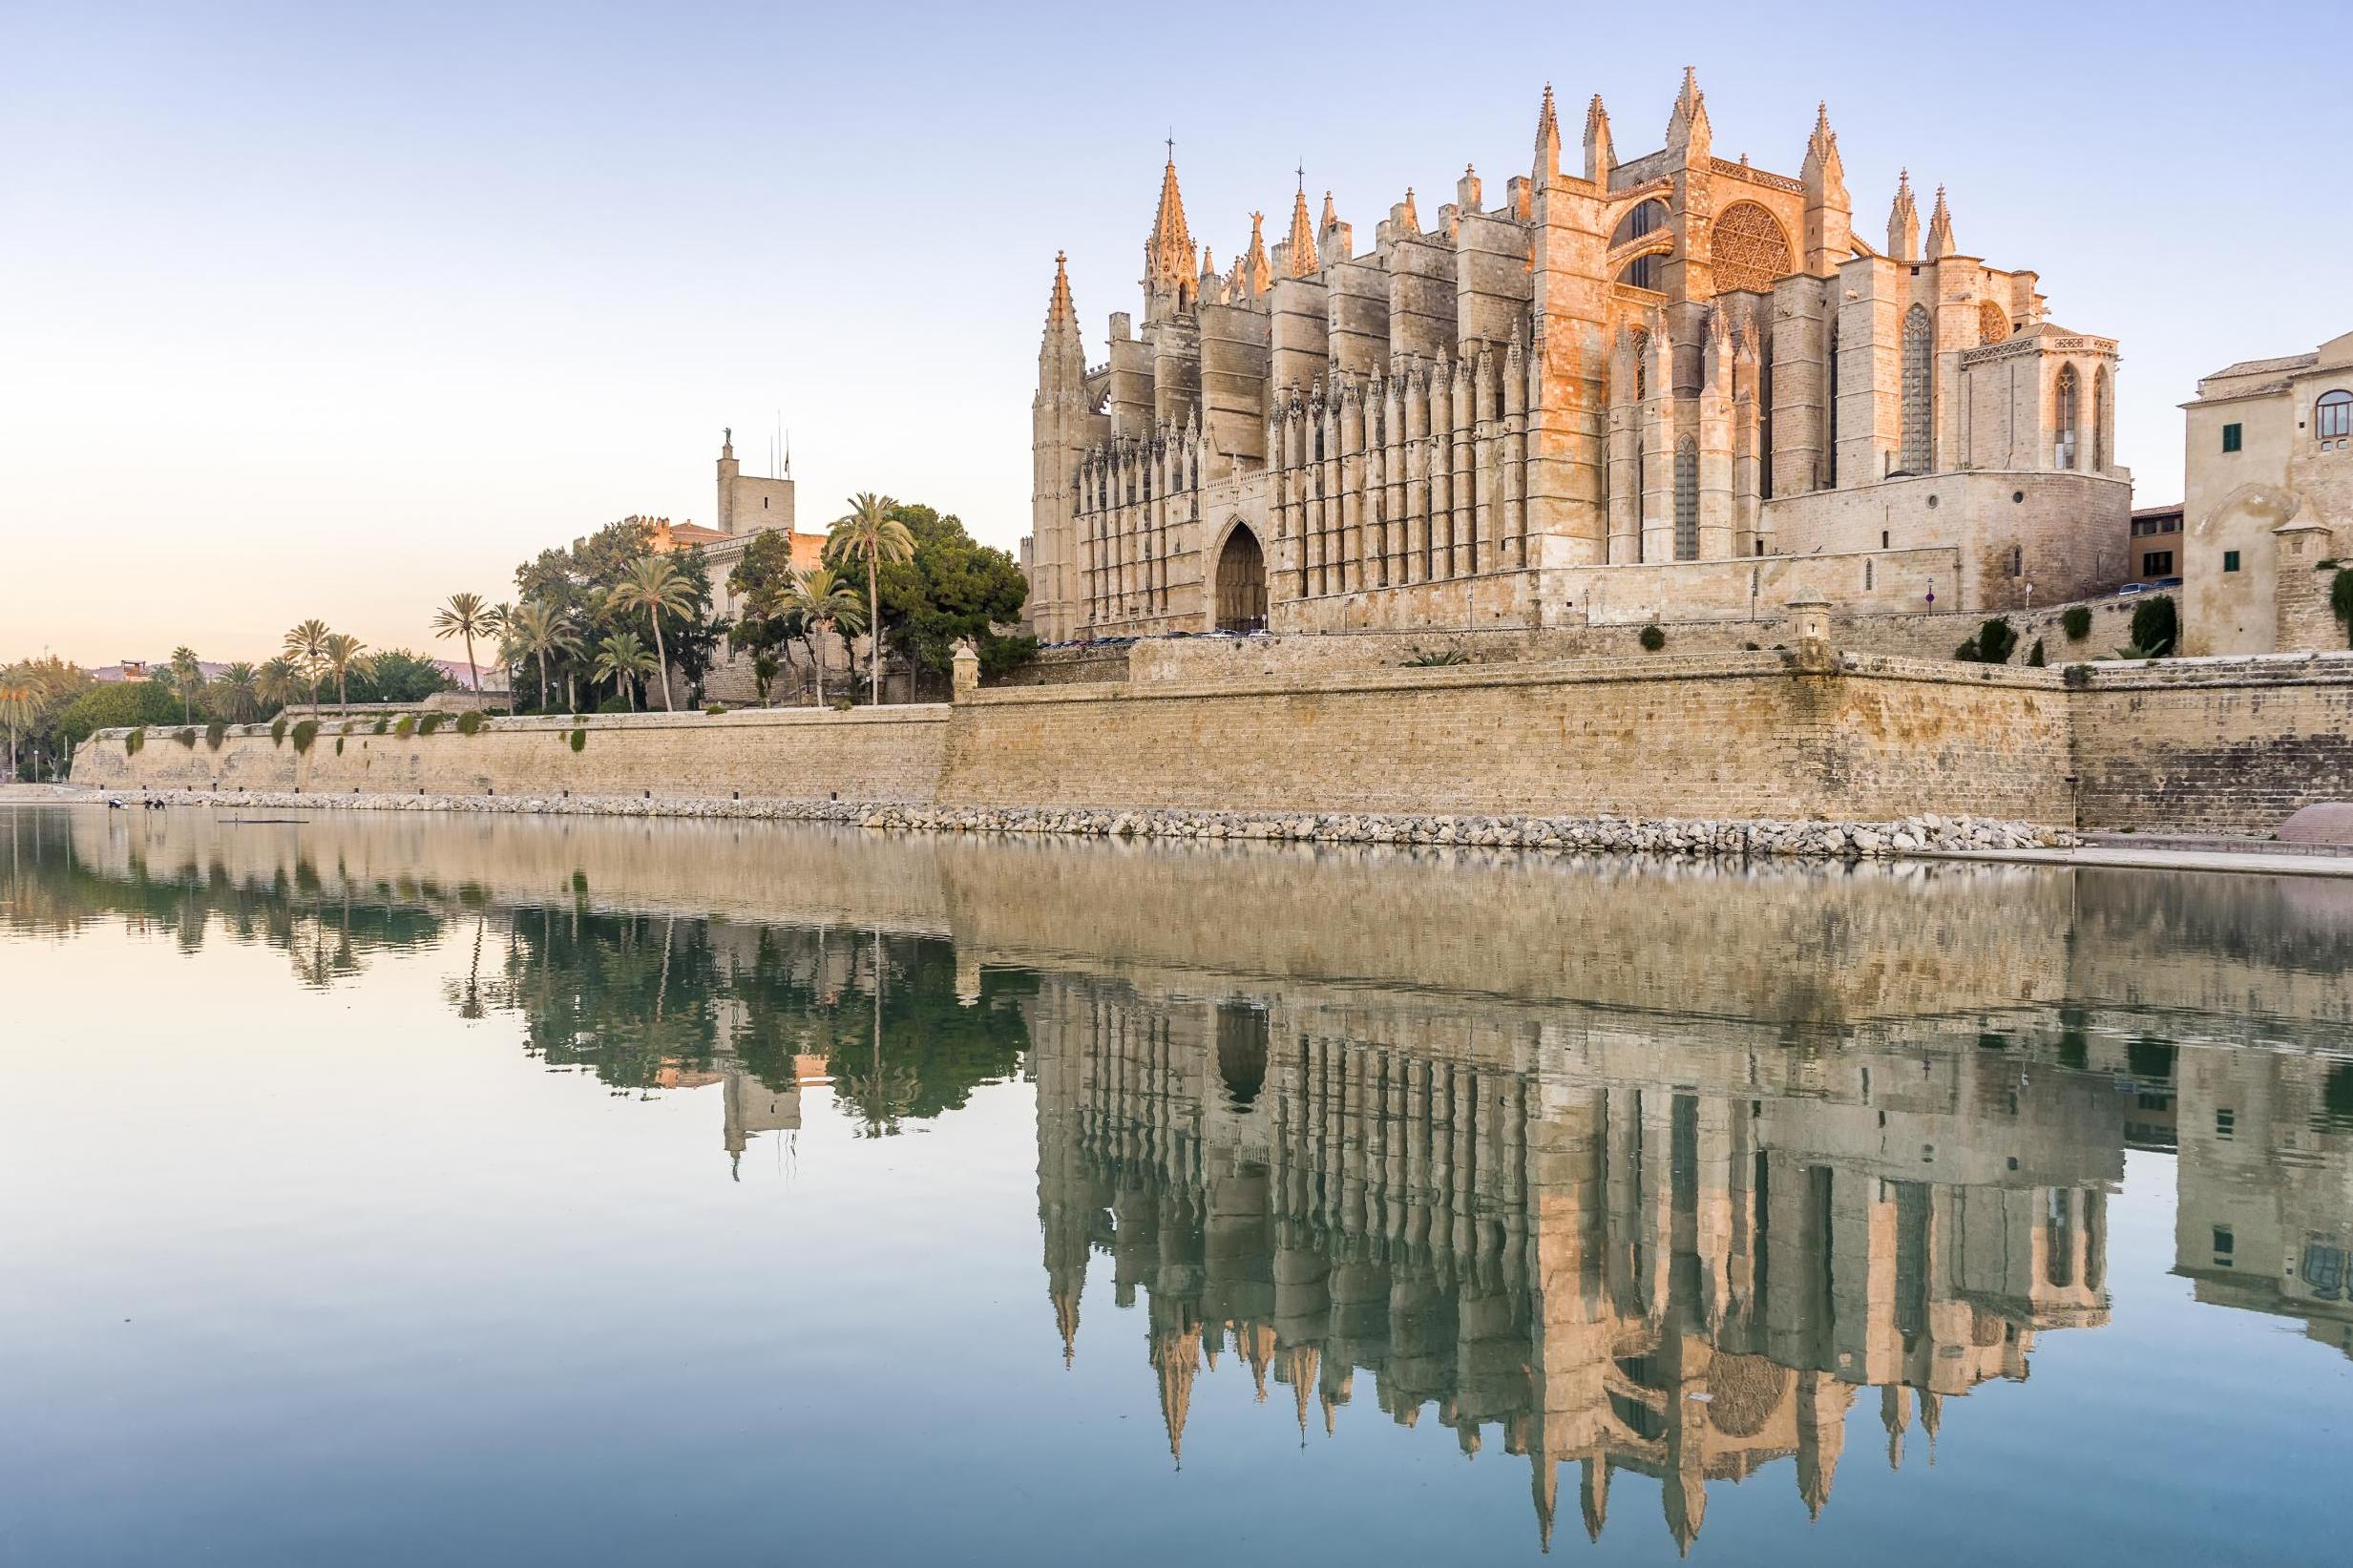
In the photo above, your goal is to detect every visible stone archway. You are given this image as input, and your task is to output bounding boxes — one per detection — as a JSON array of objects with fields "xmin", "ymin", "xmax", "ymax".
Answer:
[{"xmin": 1213, "ymin": 523, "xmax": 1267, "ymax": 633}]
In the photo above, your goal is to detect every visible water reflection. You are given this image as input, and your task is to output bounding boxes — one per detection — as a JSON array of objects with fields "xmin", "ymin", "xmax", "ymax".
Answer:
[{"xmin": 9, "ymin": 804, "xmax": 2353, "ymax": 1556}]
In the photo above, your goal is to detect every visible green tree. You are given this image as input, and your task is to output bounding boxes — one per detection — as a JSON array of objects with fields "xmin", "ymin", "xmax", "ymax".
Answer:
[
  {"xmin": 788, "ymin": 567, "xmax": 866, "ymax": 706},
  {"xmin": 322, "ymin": 633, "xmax": 372, "ymax": 706},
  {"xmin": 611, "ymin": 554, "xmax": 697, "ymax": 711},
  {"xmin": 505, "ymin": 601, "xmax": 578, "ymax": 713},
  {"xmin": 347, "ymin": 649, "xmax": 451, "ymax": 705},
  {"xmin": 431, "ymin": 593, "xmax": 492, "ymax": 698},
  {"xmin": 2127, "ymin": 594, "xmax": 2178, "ymax": 659},
  {"xmin": 0, "ymin": 671, "xmax": 36, "ymax": 779},
  {"xmin": 592, "ymin": 631, "xmax": 655, "ymax": 711},
  {"xmin": 826, "ymin": 492, "xmax": 914, "ymax": 703},
  {"xmin": 211, "ymin": 661, "xmax": 262, "ymax": 722},
  {"xmin": 254, "ymin": 657, "xmax": 301, "ymax": 717},
  {"xmin": 167, "ymin": 647, "xmax": 205, "ymax": 722},
  {"xmin": 56, "ymin": 679, "xmax": 179, "ymax": 748},
  {"xmin": 283, "ymin": 619, "xmax": 333, "ymax": 715},
  {"xmin": 860, "ymin": 503, "xmax": 1033, "ymax": 685}
]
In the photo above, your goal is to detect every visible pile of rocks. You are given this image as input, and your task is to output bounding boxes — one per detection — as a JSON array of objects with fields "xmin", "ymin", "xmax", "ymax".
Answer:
[{"xmin": 88, "ymin": 788, "xmax": 2073, "ymax": 860}]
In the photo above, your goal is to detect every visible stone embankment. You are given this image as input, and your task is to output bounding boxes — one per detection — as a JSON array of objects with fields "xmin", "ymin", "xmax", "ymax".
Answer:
[{"xmin": 82, "ymin": 788, "xmax": 2072, "ymax": 860}]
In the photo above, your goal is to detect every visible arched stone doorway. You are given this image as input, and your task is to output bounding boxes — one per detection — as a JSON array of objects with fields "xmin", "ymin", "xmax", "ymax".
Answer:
[{"xmin": 1213, "ymin": 524, "xmax": 1267, "ymax": 633}]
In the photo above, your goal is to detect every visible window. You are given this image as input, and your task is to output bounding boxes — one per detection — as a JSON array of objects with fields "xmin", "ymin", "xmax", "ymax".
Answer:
[
  {"xmin": 2221, "ymin": 422, "xmax": 2242, "ymax": 453},
  {"xmin": 2009, "ymin": 544, "xmax": 2024, "ymax": 577},
  {"xmin": 1899, "ymin": 304, "xmax": 1933, "ymax": 474},
  {"xmin": 2053, "ymin": 365, "xmax": 2079, "ymax": 470},
  {"xmin": 2224, "ymin": 550, "xmax": 2242, "ymax": 573},
  {"xmin": 2093, "ymin": 366, "xmax": 2111, "ymax": 471},
  {"xmin": 2320, "ymin": 389, "xmax": 2353, "ymax": 441},
  {"xmin": 2214, "ymin": 1226, "xmax": 2235, "ymax": 1268},
  {"xmin": 2216, "ymin": 1108, "xmax": 2236, "ymax": 1139},
  {"xmin": 1881, "ymin": 530, "xmax": 1890, "ymax": 549},
  {"xmin": 2143, "ymin": 550, "xmax": 2174, "ymax": 575},
  {"xmin": 1673, "ymin": 437, "xmax": 1699, "ymax": 561},
  {"xmin": 1864, "ymin": 559, "xmax": 1875, "ymax": 590}
]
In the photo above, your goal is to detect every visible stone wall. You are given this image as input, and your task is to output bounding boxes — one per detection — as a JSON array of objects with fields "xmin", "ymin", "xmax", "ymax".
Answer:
[
  {"xmin": 1121, "ymin": 595, "xmax": 2139, "ymax": 685},
  {"xmin": 939, "ymin": 653, "xmax": 2074, "ymax": 824},
  {"xmin": 2071, "ymin": 655, "xmax": 2353, "ymax": 831},
  {"xmin": 72, "ymin": 707, "xmax": 949, "ymax": 804},
  {"xmin": 73, "ymin": 646, "xmax": 2353, "ymax": 836}
]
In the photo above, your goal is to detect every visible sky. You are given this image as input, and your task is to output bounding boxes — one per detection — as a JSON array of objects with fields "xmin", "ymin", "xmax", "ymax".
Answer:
[{"xmin": 2, "ymin": 0, "xmax": 2343, "ymax": 665}]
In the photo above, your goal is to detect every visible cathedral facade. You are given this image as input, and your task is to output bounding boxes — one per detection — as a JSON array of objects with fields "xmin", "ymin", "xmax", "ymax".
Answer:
[{"xmin": 1025, "ymin": 73, "xmax": 2130, "ymax": 643}]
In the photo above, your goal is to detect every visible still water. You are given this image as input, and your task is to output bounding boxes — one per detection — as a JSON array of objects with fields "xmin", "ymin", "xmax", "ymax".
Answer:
[{"xmin": 4, "ymin": 804, "xmax": 2351, "ymax": 1565}]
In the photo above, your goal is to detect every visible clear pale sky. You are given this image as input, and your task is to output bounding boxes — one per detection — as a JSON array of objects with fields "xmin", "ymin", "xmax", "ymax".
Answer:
[{"xmin": 2, "ymin": 0, "xmax": 2341, "ymax": 665}]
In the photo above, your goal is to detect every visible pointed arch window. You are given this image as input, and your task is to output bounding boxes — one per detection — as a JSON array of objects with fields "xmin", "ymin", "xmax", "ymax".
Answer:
[
  {"xmin": 1899, "ymin": 304, "xmax": 1933, "ymax": 475},
  {"xmin": 1673, "ymin": 437, "xmax": 1699, "ymax": 560},
  {"xmin": 2054, "ymin": 365, "xmax": 2080, "ymax": 470}
]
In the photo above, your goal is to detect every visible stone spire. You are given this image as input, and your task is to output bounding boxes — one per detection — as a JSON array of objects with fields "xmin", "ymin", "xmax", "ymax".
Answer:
[
  {"xmin": 1284, "ymin": 176, "xmax": 1319, "ymax": 277},
  {"xmin": 1144, "ymin": 147, "xmax": 1195, "ymax": 298},
  {"xmin": 1242, "ymin": 210, "xmax": 1272, "ymax": 294},
  {"xmin": 1399, "ymin": 186, "xmax": 1419, "ymax": 233},
  {"xmin": 1802, "ymin": 102, "xmax": 1845, "ymax": 197},
  {"xmin": 1584, "ymin": 93, "xmax": 1614, "ymax": 182},
  {"xmin": 1887, "ymin": 169, "xmax": 1920, "ymax": 261},
  {"xmin": 1532, "ymin": 1454, "xmax": 1559, "ymax": 1552},
  {"xmin": 1925, "ymin": 184, "xmax": 1956, "ymax": 259},
  {"xmin": 1666, "ymin": 65, "xmax": 1710, "ymax": 151},
  {"xmin": 1318, "ymin": 190, "xmax": 1350, "ymax": 261},
  {"xmin": 1581, "ymin": 1455, "xmax": 1610, "ymax": 1542},
  {"xmin": 1044, "ymin": 249, "xmax": 1077, "ymax": 331},
  {"xmin": 1534, "ymin": 81, "xmax": 1563, "ymax": 180}
]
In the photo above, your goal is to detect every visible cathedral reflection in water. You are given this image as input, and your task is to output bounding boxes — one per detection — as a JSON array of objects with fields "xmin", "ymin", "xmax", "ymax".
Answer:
[{"xmin": 1032, "ymin": 976, "xmax": 2349, "ymax": 1551}]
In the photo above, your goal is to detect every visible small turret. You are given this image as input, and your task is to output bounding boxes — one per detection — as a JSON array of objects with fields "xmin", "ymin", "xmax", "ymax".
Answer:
[
  {"xmin": 1534, "ymin": 81, "xmax": 1563, "ymax": 182},
  {"xmin": 1318, "ymin": 190, "xmax": 1351, "ymax": 261},
  {"xmin": 1887, "ymin": 170, "xmax": 1920, "ymax": 261},
  {"xmin": 1665, "ymin": 66, "xmax": 1710, "ymax": 162},
  {"xmin": 1241, "ymin": 210, "xmax": 1272, "ymax": 294},
  {"xmin": 1925, "ymin": 184, "xmax": 1956, "ymax": 260},
  {"xmin": 1284, "ymin": 176, "xmax": 1319, "ymax": 277},
  {"xmin": 1800, "ymin": 101, "xmax": 1852, "ymax": 274},
  {"xmin": 1584, "ymin": 94, "xmax": 1614, "ymax": 183}
]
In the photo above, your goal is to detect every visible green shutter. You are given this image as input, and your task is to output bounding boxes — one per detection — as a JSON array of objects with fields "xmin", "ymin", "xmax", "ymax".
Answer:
[{"xmin": 2221, "ymin": 423, "xmax": 2242, "ymax": 453}]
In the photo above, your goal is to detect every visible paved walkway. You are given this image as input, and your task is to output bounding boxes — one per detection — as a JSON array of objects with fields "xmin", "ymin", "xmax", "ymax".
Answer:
[{"xmin": 1928, "ymin": 845, "xmax": 2353, "ymax": 878}]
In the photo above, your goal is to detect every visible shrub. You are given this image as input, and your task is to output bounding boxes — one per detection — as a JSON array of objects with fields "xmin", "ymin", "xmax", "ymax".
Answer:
[
  {"xmin": 174, "ymin": 727, "xmax": 197, "ymax": 748},
  {"xmin": 125, "ymin": 726, "xmax": 146, "ymax": 756},
  {"xmin": 1979, "ymin": 617, "xmax": 2019, "ymax": 664},
  {"xmin": 454, "ymin": 710, "xmax": 487, "ymax": 736},
  {"xmin": 1954, "ymin": 639, "xmax": 1981, "ymax": 662},
  {"xmin": 2061, "ymin": 605, "xmax": 2092, "ymax": 641},
  {"xmin": 2062, "ymin": 664, "xmax": 2092, "ymax": 689},
  {"xmin": 1742, "ymin": 641, "xmax": 1761, "ymax": 651},
  {"xmin": 2333, "ymin": 568, "xmax": 2353, "ymax": 649},
  {"xmin": 568, "ymin": 727, "xmax": 586, "ymax": 753},
  {"xmin": 2026, "ymin": 638, "xmax": 2047, "ymax": 668},
  {"xmin": 334, "ymin": 737, "xmax": 346, "ymax": 756},
  {"xmin": 597, "ymin": 695, "xmax": 632, "ymax": 715},
  {"xmin": 269, "ymin": 716, "xmax": 288, "ymax": 747},
  {"xmin": 393, "ymin": 716, "xmax": 416, "ymax": 740},
  {"xmin": 417, "ymin": 713, "xmax": 447, "ymax": 736},
  {"xmin": 830, "ymin": 697, "xmax": 854, "ymax": 713},
  {"xmin": 1401, "ymin": 646, "xmax": 1470, "ymax": 667},
  {"xmin": 704, "ymin": 702, "xmax": 727, "ymax": 716},
  {"xmin": 372, "ymin": 717, "xmax": 389, "ymax": 736},
  {"xmin": 290, "ymin": 719, "xmax": 319, "ymax": 754},
  {"xmin": 1637, "ymin": 624, "xmax": 1667, "ymax": 653},
  {"xmin": 204, "ymin": 721, "xmax": 227, "ymax": 751},
  {"xmin": 2129, "ymin": 594, "xmax": 2178, "ymax": 658}
]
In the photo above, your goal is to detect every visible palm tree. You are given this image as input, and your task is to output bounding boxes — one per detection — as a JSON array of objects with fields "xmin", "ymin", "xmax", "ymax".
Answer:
[
  {"xmin": 825, "ymin": 492, "xmax": 914, "ymax": 704},
  {"xmin": 591, "ymin": 631, "xmax": 655, "ymax": 712},
  {"xmin": 786, "ymin": 566, "xmax": 867, "ymax": 706},
  {"xmin": 322, "ymin": 633, "xmax": 372, "ymax": 706},
  {"xmin": 168, "ymin": 646, "xmax": 204, "ymax": 722},
  {"xmin": 212, "ymin": 661, "xmax": 261, "ymax": 723},
  {"xmin": 283, "ymin": 619, "xmax": 333, "ymax": 716},
  {"xmin": 254, "ymin": 657, "xmax": 300, "ymax": 718},
  {"xmin": 431, "ymin": 593, "xmax": 491, "ymax": 700},
  {"xmin": 506, "ymin": 600, "xmax": 578, "ymax": 713},
  {"xmin": 611, "ymin": 554, "xmax": 698, "ymax": 712},
  {"xmin": 0, "ymin": 671, "xmax": 37, "ymax": 782}
]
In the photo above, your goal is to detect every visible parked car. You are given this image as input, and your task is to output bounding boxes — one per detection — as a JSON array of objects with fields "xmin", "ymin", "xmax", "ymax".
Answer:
[
  {"xmin": 2153, "ymin": 575, "xmax": 2183, "ymax": 589},
  {"xmin": 2116, "ymin": 582, "xmax": 2152, "ymax": 596}
]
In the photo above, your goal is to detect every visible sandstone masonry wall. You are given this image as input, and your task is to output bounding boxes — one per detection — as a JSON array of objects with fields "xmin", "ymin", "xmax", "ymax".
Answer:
[
  {"xmin": 72, "ymin": 707, "xmax": 948, "ymax": 804},
  {"xmin": 940, "ymin": 653, "xmax": 2074, "ymax": 824},
  {"xmin": 2072, "ymin": 655, "xmax": 2353, "ymax": 831}
]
